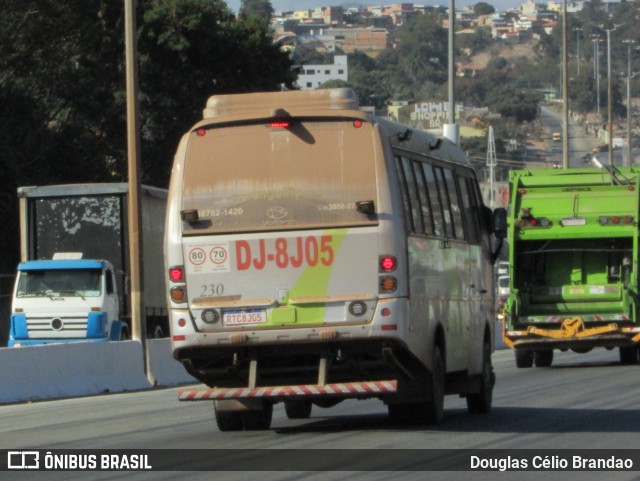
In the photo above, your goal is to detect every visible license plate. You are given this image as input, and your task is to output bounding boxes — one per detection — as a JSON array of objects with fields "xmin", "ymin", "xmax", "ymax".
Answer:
[
  {"xmin": 561, "ymin": 216, "xmax": 586, "ymax": 226},
  {"xmin": 222, "ymin": 310, "xmax": 267, "ymax": 326}
]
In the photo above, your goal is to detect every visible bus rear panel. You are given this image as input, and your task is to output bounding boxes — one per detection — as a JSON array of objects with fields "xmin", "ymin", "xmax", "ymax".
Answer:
[{"xmin": 165, "ymin": 89, "xmax": 498, "ymax": 429}]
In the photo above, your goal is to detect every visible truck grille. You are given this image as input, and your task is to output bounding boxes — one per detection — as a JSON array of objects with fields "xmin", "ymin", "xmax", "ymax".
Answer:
[{"xmin": 26, "ymin": 316, "xmax": 88, "ymax": 338}]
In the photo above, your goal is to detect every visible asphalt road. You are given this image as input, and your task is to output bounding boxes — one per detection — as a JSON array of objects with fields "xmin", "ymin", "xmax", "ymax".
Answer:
[
  {"xmin": 1, "ymin": 346, "xmax": 639, "ymax": 481},
  {"xmin": 538, "ymin": 106, "xmax": 599, "ymax": 168}
]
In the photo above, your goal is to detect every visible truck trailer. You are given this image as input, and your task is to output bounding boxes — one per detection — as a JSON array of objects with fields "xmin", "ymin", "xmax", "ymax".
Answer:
[
  {"xmin": 9, "ymin": 183, "xmax": 167, "ymax": 346},
  {"xmin": 503, "ymin": 167, "xmax": 640, "ymax": 367}
]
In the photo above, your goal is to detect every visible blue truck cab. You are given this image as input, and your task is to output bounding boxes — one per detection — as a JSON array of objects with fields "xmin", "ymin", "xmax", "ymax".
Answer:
[{"xmin": 9, "ymin": 255, "xmax": 127, "ymax": 347}]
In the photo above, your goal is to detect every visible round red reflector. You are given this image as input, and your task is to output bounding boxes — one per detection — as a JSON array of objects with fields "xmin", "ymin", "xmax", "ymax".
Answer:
[
  {"xmin": 196, "ymin": 128, "xmax": 206, "ymax": 137},
  {"xmin": 529, "ymin": 218, "xmax": 538, "ymax": 226},
  {"xmin": 169, "ymin": 268, "xmax": 183, "ymax": 282},
  {"xmin": 380, "ymin": 256, "xmax": 396, "ymax": 271},
  {"xmin": 178, "ymin": 318, "xmax": 187, "ymax": 327},
  {"xmin": 612, "ymin": 216, "xmax": 620, "ymax": 224},
  {"xmin": 628, "ymin": 185, "xmax": 635, "ymax": 191},
  {"xmin": 519, "ymin": 188, "xmax": 527, "ymax": 195},
  {"xmin": 353, "ymin": 120, "xmax": 363, "ymax": 128},
  {"xmin": 624, "ymin": 216, "xmax": 633, "ymax": 224}
]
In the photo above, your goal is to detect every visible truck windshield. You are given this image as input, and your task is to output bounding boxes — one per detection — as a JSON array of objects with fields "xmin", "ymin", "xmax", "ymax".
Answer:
[{"xmin": 16, "ymin": 269, "xmax": 101, "ymax": 298}]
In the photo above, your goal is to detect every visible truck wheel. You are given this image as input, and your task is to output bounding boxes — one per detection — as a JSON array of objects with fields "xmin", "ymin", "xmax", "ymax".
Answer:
[
  {"xmin": 619, "ymin": 346, "xmax": 639, "ymax": 365},
  {"xmin": 515, "ymin": 350, "xmax": 533, "ymax": 368},
  {"xmin": 534, "ymin": 350, "xmax": 554, "ymax": 368},
  {"xmin": 149, "ymin": 324, "xmax": 164, "ymax": 339},
  {"xmin": 214, "ymin": 406, "xmax": 243, "ymax": 432},
  {"xmin": 240, "ymin": 401, "xmax": 273, "ymax": 430},
  {"xmin": 466, "ymin": 340, "xmax": 494, "ymax": 414},
  {"xmin": 284, "ymin": 399, "xmax": 312, "ymax": 419},
  {"xmin": 119, "ymin": 328, "xmax": 130, "ymax": 341}
]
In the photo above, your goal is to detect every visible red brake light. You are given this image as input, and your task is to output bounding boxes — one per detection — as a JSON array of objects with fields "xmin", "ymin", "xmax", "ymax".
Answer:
[
  {"xmin": 196, "ymin": 128, "xmax": 206, "ymax": 137},
  {"xmin": 169, "ymin": 267, "xmax": 184, "ymax": 282},
  {"xmin": 268, "ymin": 121, "xmax": 290, "ymax": 129},
  {"xmin": 380, "ymin": 256, "xmax": 397, "ymax": 272},
  {"xmin": 353, "ymin": 120, "xmax": 363, "ymax": 128}
]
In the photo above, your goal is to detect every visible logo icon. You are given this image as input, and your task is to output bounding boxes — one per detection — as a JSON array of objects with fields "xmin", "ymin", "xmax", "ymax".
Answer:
[
  {"xmin": 267, "ymin": 206, "xmax": 288, "ymax": 220},
  {"xmin": 8, "ymin": 451, "xmax": 40, "ymax": 469}
]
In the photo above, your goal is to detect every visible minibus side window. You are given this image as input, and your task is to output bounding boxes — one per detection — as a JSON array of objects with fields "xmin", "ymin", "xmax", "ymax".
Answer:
[
  {"xmin": 422, "ymin": 163, "xmax": 445, "ymax": 237},
  {"xmin": 443, "ymin": 168, "xmax": 465, "ymax": 240},
  {"xmin": 413, "ymin": 160, "xmax": 434, "ymax": 236}
]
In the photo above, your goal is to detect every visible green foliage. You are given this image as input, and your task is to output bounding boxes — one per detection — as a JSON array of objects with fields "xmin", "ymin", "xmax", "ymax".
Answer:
[
  {"xmin": 487, "ymin": 88, "xmax": 543, "ymax": 123},
  {"xmin": 473, "ymin": 2, "xmax": 495, "ymax": 16},
  {"xmin": 456, "ymin": 27, "xmax": 493, "ymax": 55},
  {"xmin": 394, "ymin": 12, "xmax": 449, "ymax": 93},
  {"xmin": 239, "ymin": 0, "xmax": 274, "ymax": 19}
]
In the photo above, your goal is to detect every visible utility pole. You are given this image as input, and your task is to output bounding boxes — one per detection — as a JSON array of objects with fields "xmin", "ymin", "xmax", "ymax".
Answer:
[
  {"xmin": 603, "ymin": 24, "xmax": 624, "ymax": 167},
  {"xmin": 573, "ymin": 27, "xmax": 582, "ymax": 77},
  {"xmin": 125, "ymin": 0, "xmax": 154, "ymax": 384},
  {"xmin": 593, "ymin": 35, "xmax": 602, "ymax": 124},
  {"xmin": 444, "ymin": 0, "xmax": 459, "ymax": 144},
  {"xmin": 607, "ymin": 27, "xmax": 613, "ymax": 166},
  {"xmin": 623, "ymin": 39, "xmax": 637, "ymax": 166},
  {"xmin": 561, "ymin": 0, "xmax": 569, "ymax": 168},
  {"xmin": 487, "ymin": 126, "xmax": 497, "ymax": 209}
]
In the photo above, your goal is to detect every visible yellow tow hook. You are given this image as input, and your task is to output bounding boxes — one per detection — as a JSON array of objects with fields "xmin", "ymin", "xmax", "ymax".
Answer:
[{"xmin": 527, "ymin": 317, "xmax": 619, "ymax": 339}]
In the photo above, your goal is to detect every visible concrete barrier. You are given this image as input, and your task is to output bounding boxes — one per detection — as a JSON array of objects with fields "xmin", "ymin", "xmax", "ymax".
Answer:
[
  {"xmin": 494, "ymin": 320, "xmax": 507, "ymax": 350},
  {"xmin": 0, "ymin": 341, "xmax": 151, "ymax": 404},
  {"xmin": 148, "ymin": 338, "xmax": 197, "ymax": 386},
  {"xmin": 1, "ymin": 332, "xmax": 503, "ymax": 405},
  {"xmin": 0, "ymin": 339, "xmax": 197, "ymax": 405}
]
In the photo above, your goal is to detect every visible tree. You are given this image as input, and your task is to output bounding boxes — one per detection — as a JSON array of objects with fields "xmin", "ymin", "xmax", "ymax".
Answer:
[
  {"xmin": 487, "ymin": 88, "xmax": 543, "ymax": 123},
  {"xmin": 392, "ymin": 12, "xmax": 449, "ymax": 99},
  {"xmin": 473, "ymin": 2, "xmax": 495, "ymax": 16},
  {"xmin": 456, "ymin": 26, "xmax": 493, "ymax": 55},
  {"xmin": 138, "ymin": 0, "xmax": 297, "ymax": 183},
  {"xmin": 239, "ymin": 0, "xmax": 274, "ymax": 20}
]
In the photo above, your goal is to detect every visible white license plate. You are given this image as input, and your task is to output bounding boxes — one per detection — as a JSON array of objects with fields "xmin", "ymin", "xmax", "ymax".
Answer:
[
  {"xmin": 561, "ymin": 216, "xmax": 586, "ymax": 226},
  {"xmin": 222, "ymin": 310, "xmax": 267, "ymax": 326}
]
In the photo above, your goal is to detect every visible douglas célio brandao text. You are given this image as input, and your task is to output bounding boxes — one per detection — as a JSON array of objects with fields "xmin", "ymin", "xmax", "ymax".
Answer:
[{"xmin": 470, "ymin": 455, "xmax": 634, "ymax": 471}]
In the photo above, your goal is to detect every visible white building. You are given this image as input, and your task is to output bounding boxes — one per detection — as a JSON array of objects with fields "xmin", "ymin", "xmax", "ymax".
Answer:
[{"xmin": 296, "ymin": 55, "xmax": 348, "ymax": 90}]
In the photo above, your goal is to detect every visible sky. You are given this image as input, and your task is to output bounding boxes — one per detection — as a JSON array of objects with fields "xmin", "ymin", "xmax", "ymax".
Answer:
[{"xmin": 224, "ymin": 0, "xmax": 526, "ymax": 15}]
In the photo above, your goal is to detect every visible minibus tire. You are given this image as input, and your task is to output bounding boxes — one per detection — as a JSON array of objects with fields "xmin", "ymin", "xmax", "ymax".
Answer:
[
  {"xmin": 240, "ymin": 402, "xmax": 273, "ymax": 430},
  {"xmin": 284, "ymin": 399, "xmax": 312, "ymax": 419},
  {"xmin": 214, "ymin": 406, "xmax": 243, "ymax": 432},
  {"xmin": 466, "ymin": 340, "xmax": 493, "ymax": 414}
]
